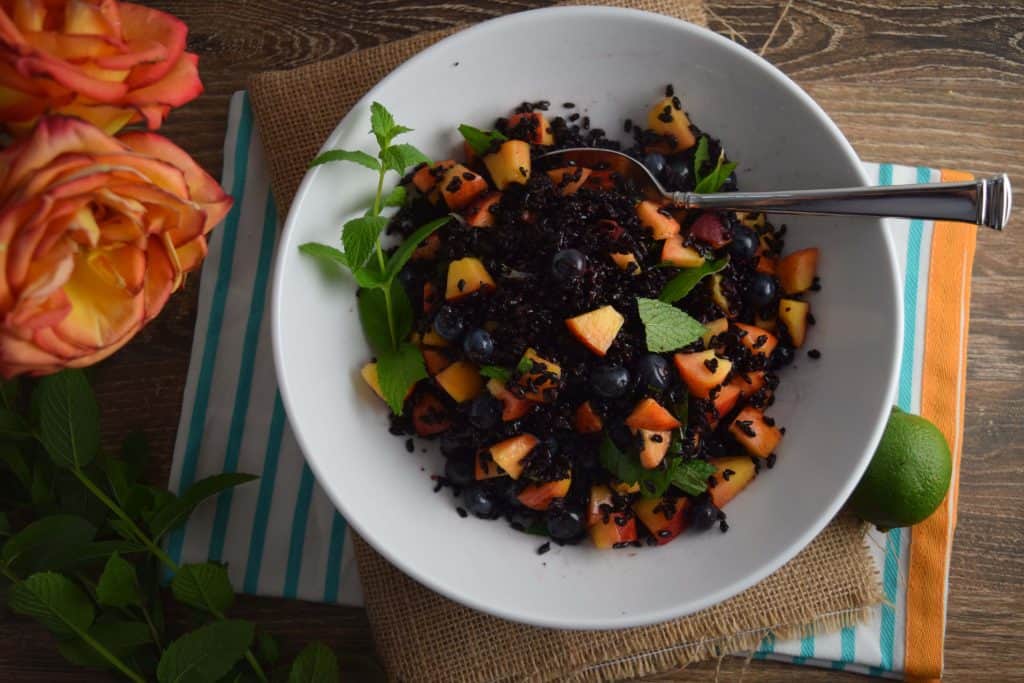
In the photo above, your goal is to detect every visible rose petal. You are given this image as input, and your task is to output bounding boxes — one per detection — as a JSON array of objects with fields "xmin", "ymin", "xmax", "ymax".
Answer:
[
  {"xmin": 88, "ymin": 242, "xmax": 145, "ymax": 295},
  {"xmin": 12, "ymin": 0, "xmax": 46, "ymax": 34},
  {"xmin": 22, "ymin": 31, "xmax": 120, "ymax": 61},
  {"xmin": 16, "ymin": 52, "xmax": 128, "ymax": 102},
  {"xmin": 64, "ymin": 0, "xmax": 120, "ymax": 38},
  {"xmin": 15, "ymin": 256, "xmax": 74, "ymax": 316},
  {"xmin": 123, "ymin": 52, "xmax": 201, "ymax": 110},
  {"xmin": 143, "ymin": 234, "xmax": 174, "ymax": 319},
  {"xmin": 0, "ymin": 329, "xmax": 65, "ymax": 375},
  {"xmin": 95, "ymin": 39, "xmax": 166, "ymax": 71},
  {"xmin": 53, "ymin": 100, "xmax": 137, "ymax": 133},
  {"xmin": 55, "ymin": 250, "xmax": 143, "ymax": 349},
  {"xmin": 119, "ymin": 2, "xmax": 187, "ymax": 88},
  {"xmin": 174, "ymin": 235, "xmax": 207, "ymax": 275}
]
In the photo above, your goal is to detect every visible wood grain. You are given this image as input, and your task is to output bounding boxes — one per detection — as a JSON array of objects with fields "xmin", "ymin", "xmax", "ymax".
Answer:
[{"xmin": 1, "ymin": 1, "xmax": 1022, "ymax": 681}]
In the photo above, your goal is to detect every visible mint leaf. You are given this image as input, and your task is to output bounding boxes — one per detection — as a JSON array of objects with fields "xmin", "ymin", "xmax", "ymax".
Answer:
[
  {"xmin": 33, "ymin": 369, "xmax": 100, "ymax": 469},
  {"xmin": 299, "ymin": 243, "xmax": 349, "ymax": 270},
  {"xmin": 598, "ymin": 437, "xmax": 672, "ymax": 499},
  {"xmin": 389, "ymin": 124, "xmax": 413, "ymax": 139},
  {"xmin": 289, "ymin": 642, "xmax": 340, "ymax": 683},
  {"xmin": 147, "ymin": 473, "xmax": 257, "ymax": 540},
  {"xmin": 8, "ymin": 572, "xmax": 94, "ymax": 639},
  {"xmin": 384, "ymin": 216, "xmax": 451, "ymax": 282},
  {"xmin": 156, "ymin": 619, "xmax": 254, "ymax": 683},
  {"xmin": 370, "ymin": 102, "xmax": 397, "ymax": 148},
  {"xmin": 693, "ymin": 136, "xmax": 710, "ymax": 182},
  {"xmin": 659, "ymin": 257, "xmax": 729, "ymax": 303},
  {"xmin": 670, "ymin": 459, "xmax": 717, "ymax": 496},
  {"xmin": 479, "ymin": 365, "xmax": 511, "ymax": 383},
  {"xmin": 1, "ymin": 515, "xmax": 96, "ymax": 574},
  {"xmin": 96, "ymin": 552, "xmax": 141, "ymax": 608},
  {"xmin": 353, "ymin": 266, "xmax": 385, "ymax": 289},
  {"xmin": 636, "ymin": 297, "xmax": 706, "ymax": 353},
  {"xmin": 390, "ymin": 278, "xmax": 414, "ymax": 342},
  {"xmin": 376, "ymin": 342, "xmax": 427, "ymax": 414},
  {"xmin": 341, "ymin": 216, "xmax": 387, "ymax": 270},
  {"xmin": 356, "ymin": 287, "xmax": 392, "ymax": 357},
  {"xmin": 310, "ymin": 149, "xmax": 380, "ymax": 171},
  {"xmin": 458, "ymin": 124, "xmax": 507, "ymax": 156},
  {"xmin": 57, "ymin": 619, "xmax": 152, "ymax": 669},
  {"xmin": 380, "ymin": 143, "xmax": 430, "ymax": 175},
  {"xmin": 171, "ymin": 562, "xmax": 234, "ymax": 616},
  {"xmin": 692, "ymin": 135, "xmax": 737, "ymax": 194},
  {"xmin": 382, "ymin": 184, "xmax": 406, "ymax": 208}
]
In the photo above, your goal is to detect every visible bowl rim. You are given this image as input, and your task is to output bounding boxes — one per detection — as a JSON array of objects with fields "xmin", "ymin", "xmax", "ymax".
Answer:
[{"xmin": 272, "ymin": 4, "xmax": 903, "ymax": 629}]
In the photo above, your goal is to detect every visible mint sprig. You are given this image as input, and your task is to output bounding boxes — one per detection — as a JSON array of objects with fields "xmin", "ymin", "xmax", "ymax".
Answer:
[
  {"xmin": 300, "ymin": 102, "xmax": 453, "ymax": 414},
  {"xmin": 458, "ymin": 124, "xmax": 507, "ymax": 156},
  {"xmin": 598, "ymin": 437, "xmax": 715, "ymax": 499},
  {"xmin": 693, "ymin": 136, "xmax": 738, "ymax": 194},
  {"xmin": 659, "ymin": 256, "xmax": 729, "ymax": 303},
  {"xmin": 636, "ymin": 297, "xmax": 707, "ymax": 352}
]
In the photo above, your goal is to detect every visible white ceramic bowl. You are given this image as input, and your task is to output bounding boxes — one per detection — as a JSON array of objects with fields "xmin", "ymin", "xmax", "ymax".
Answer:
[{"xmin": 272, "ymin": 6, "xmax": 901, "ymax": 629}]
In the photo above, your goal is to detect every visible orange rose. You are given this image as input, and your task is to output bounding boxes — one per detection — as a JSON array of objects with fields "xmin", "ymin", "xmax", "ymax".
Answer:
[
  {"xmin": 0, "ymin": 0, "xmax": 202, "ymax": 134},
  {"xmin": 0, "ymin": 116, "xmax": 230, "ymax": 376}
]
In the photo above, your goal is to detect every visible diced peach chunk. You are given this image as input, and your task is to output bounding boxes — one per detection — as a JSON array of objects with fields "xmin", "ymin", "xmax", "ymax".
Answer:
[
  {"xmin": 574, "ymin": 401, "xmax": 604, "ymax": 434},
  {"xmin": 422, "ymin": 281, "xmax": 439, "ymax": 315},
  {"xmin": 440, "ymin": 164, "xmax": 488, "ymax": 211},
  {"xmin": 422, "ymin": 348, "xmax": 451, "ymax": 375},
  {"xmin": 546, "ymin": 166, "xmax": 591, "ymax": 195},
  {"xmin": 729, "ymin": 406, "xmax": 782, "ymax": 458},
  {"xmin": 516, "ymin": 348, "xmax": 561, "ymax": 402},
  {"xmin": 778, "ymin": 248, "xmax": 819, "ymax": 295},
  {"xmin": 411, "ymin": 233, "xmax": 441, "ymax": 261},
  {"xmin": 637, "ymin": 200, "xmax": 681, "ymax": 239},
  {"xmin": 507, "ymin": 112, "xmax": 554, "ymax": 145},
  {"xmin": 587, "ymin": 485, "xmax": 615, "ymax": 527},
  {"xmin": 412, "ymin": 392, "xmax": 450, "ymax": 436},
  {"xmin": 625, "ymin": 398, "xmax": 681, "ymax": 431},
  {"xmin": 610, "ymin": 251, "xmax": 641, "ymax": 275},
  {"xmin": 779, "ymin": 298, "xmax": 810, "ymax": 347},
  {"xmin": 589, "ymin": 514, "xmax": 637, "ymax": 549},
  {"xmin": 730, "ymin": 370, "xmax": 766, "ymax": 398},
  {"xmin": 638, "ymin": 429, "xmax": 671, "ymax": 469},
  {"xmin": 674, "ymin": 350, "xmax": 732, "ymax": 399},
  {"xmin": 518, "ymin": 478, "xmax": 571, "ymax": 511},
  {"xmin": 661, "ymin": 233, "xmax": 704, "ymax": 267},
  {"xmin": 434, "ymin": 361, "xmax": 483, "ymax": 403},
  {"xmin": 484, "ymin": 140, "xmax": 531, "ymax": 190},
  {"xmin": 633, "ymin": 497, "xmax": 688, "ymax": 545},
  {"xmin": 445, "ymin": 257, "xmax": 495, "ymax": 301},
  {"xmin": 705, "ymin": 383, "xmax": 741, "ymax": 427},
  {"xmin": 463, "ymin": 191, "xmax": 502, "ymax": 227},
  {"xmin": 411, "ymin": 160, "xmax": 455, "ymax": 194},
  {"xmin": 565, "ymin": 305, "xmax": 625, "ymax": 357},
  {"xmin": 709, "ymin": 273, "xmax": 734, "ymax": 317},
  {"xmin": 645, "ymin": 96, "xmax": 697, "ymax": 152},
  {"xmin": 702, "ymin": 317, "xmax": 728, "ymax": 347},
  {"xmin": 734, "ymin": 323, "xmax": 778, "ymax": 357},
  {"xmin": 487, "ymin": 434, "xmax": 538, "ymax": 480},
  {"xmin": 475, "ymin": 451, "xmax": 504, "ymax": 480},
  {"xmin": 360, "ymin": 362, "xmax": 385, "ymax": 401},
  {"xmin": 709, "ymin": 456, "xmax": 757, "ymax": 508},
  {"xmin": 486, "ymin": 378, "xmax": 533, "ymax": 422}
]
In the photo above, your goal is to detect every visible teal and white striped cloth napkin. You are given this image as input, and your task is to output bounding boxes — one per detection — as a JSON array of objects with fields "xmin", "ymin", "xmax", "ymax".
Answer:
[{"xmin": 167, "ymin": 91, "xmax": 945, "ymax": 678}]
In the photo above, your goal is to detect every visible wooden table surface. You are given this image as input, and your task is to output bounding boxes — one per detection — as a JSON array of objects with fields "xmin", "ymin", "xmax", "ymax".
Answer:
[{"xmin": 2, "ymin": 1, "xmax": 1022, "ymax": 680}]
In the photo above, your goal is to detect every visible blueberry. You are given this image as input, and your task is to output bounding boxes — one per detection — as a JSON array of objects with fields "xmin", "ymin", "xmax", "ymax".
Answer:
[
  {"xmin": 508, "ymin": 509, "xmax": 540, "ymax": 532},
  {"xmin": 746, "ymin": 272, "xmax": 777, "ymax": 309},
  {"xmin": 608, "ymin": 420, "xmax": 637, "ymax": 451},
  {"xmin": 721, "ymin": 171, "xmax": 738, "ymax": 192},
  {"xmin": 635, "ymin": 354, "xmax": 671, "ymax": 391},
  {"xmin": 547, "ymin": 506, "xmax": 585, "ymax": 541},
  {"xmin": 690, "ymin": 500, "xmax": 719, "ymax": 531},
  {"xmin": 440, "ymin": 430, "xmax": 473, "ymax": 457},
  {"xmin": 467, "ymin": 394, "xmax": 501, "ymax": 429},
  {"xmin": 728, "ymin": 227, "xmax": 758, "ymax": 259},
  {"xmin": 433, "ymin": 305, "xmax": 465, "ymax": 341},
  {"xmin": 770, "ymin": 345, "xmax": 796, "ymax": 369},
  {"xmin": 590, "ymin": 365, "xmax": 631, "ymax": 398},
  {"xmin": 642, "ymin": 152, "xmax": 666, "ymax": 177},
  {"xmin": 551, "ymin": 249, "xmax": 586, "ymax": 281},
  {"xmin": 444, "ymin": 457, "xmax": 474, "ymax": 487},
  {"xmin": 462, "ymin": 485, "xmax": 498, "ymax": 519},
  {"xmin": 666, "ymin": 156, "xmax": 692, "ymax": 187},
  {"xmin": 496, "ymin": 477, "xmax": 522, "ymax": 506},
  {"xmin": 462, "ymin": 328, "xmax": 494, "ymax": 363}
]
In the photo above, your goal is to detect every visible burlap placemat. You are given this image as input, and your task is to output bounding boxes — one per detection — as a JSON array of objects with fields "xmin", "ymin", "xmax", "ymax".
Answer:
[{"xmin": 249, "ymin": 2, "xmax": 883, "ymax": 680}]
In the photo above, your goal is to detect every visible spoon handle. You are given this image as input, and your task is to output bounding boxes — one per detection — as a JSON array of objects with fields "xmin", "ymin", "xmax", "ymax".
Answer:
[{"xmin": 676, "ymin": 175, "xmax": 1011, "ymax": 230}]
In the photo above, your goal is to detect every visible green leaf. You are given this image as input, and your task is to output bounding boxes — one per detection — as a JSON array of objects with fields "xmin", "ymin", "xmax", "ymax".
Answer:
[
  {"xmin": 309, "ymin": 149, "xmax": 380, "ymax": 171},
  {"xmin": 0, "ymin": 408, "xmax": 31, "ymax": 439},
  {"xmin": 356, "ymin": 287, "xmax": 393, "ymax": 357},
  {"xmin": 353, "ymin": 266, "xmax": 386, "ymax": 289},
  {"xmin": 156, "ymin": 619, "xmax": 254, "ymax": 683},
  {"xmin": 96, "ymin": 552, "xmax": 140, "ymax": 608},
  {"xmin": 693, "ymin": 136, "xmax": 710, "ymax": 182},
  {"xmin": 659, "ymin": 257, "xmax": 730, "ymax": 303},
  {"xmin": 256, "ymin": 630, "xmax": 280, "ymax": 666},
  {"xmin": 29, "ymin": 460, "xmax": 54, "ymax": 506},
  {"xmin": 148, "ymin": 473, "xmax": 258, "ymax": 540},
  {"xmin": 61, "ymin": 541, "xmax": 144, "ymax": 571},
  {"xmin": 171, "ymin": 563, "xmax": 234, "ymax": 616},
  {"xmin": 382, "ymin": 184, "xmax": 407, "ymax": 208},
  {"xmin": 458, "ymin": 124, "xmax": 507, "ymax": 156},
  {"xmin": 0, "ymin": 443, "xmax": 31, "ymax": 489},
  {"xmin": 389, "ymin": 278, "xmax": 415, "ymax": 343},
  {"xmin": 341, "ymin": 215, "xmax": 387, "ymax": 270},
  {"xmin": 369, "ymin": 102, "xmax": 397, "ymax": 149},
  {"xmin": 57, "ymin": 619, "xmax": 152, "ymax": 670},
  {"xmin": 598, "ymin": 437, "xmax": 673, "ymax": 499},
  {"xmin": 289, "ymin": 642, "xmax": 339, "ymax": 683},
  {"xmin": 636, "ymin": 297, "xmax": 707, "ymax": 353},
  {"xmin": 8, "ymin": 571, "xmax": 94, "ymax": 639},
  {"xmin": 379, "ymin": 143, "xmax": 430, "ymax": 175},
  {"xmin": 389, "ymin": 124, "xmax": 413, "ymax": 139},
  {"xmin": 33, "ymin": 369, "xmax": 100, "ymax": 469},
  {"xmin": 670, "ymin": 459, "xmax": 717, "ymax": 496},
  {"xmin": 1, "ymin": 514, "xmax": 97, "ymax": 574},
  {"xmin": 692, "ymin": 136, "xmax": 738, "ymax": 194},
  {"xmin": 478, "ymin": 365, "xmax": 511, "ymax": 383},
  {"xmin": 299, "ymin": 243, "xmax": 349, "ymax": 270},
  {"xmin": 384, "ymin": 216, "xmax": 451, "ymax": 282},
  {"xmin": 376, "ymin": 342, "xmax": 427, "ymax": 414}
]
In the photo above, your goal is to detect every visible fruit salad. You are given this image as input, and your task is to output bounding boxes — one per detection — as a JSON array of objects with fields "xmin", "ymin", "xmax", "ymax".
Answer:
[{"xmin": 352, "ymin": 88, "xmax": 821, "ymax": 549}]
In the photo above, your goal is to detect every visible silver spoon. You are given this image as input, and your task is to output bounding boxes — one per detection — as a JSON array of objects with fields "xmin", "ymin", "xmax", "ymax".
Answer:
[{"xmin": 538, "ymin": 148, "xmax": 1011, "ymax": 230}]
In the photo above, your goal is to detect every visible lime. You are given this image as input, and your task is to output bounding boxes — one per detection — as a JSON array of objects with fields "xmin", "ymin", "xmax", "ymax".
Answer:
[{"xmin": 847, "ymin": 407, "xmax": 952, "ymax": 530}]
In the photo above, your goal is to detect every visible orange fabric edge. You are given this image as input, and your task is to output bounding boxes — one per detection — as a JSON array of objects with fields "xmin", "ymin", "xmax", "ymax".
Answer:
[{"xmin": 904, "ymin": 169, "xmax": 976, "ymax": 681}]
